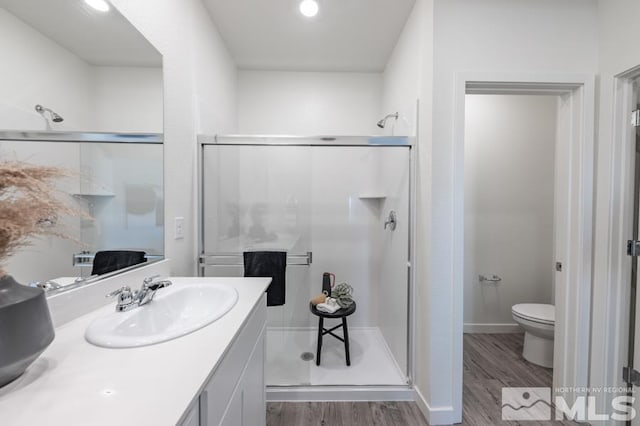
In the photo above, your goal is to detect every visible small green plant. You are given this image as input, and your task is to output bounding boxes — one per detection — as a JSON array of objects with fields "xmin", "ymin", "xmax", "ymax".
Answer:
[{"xmin": 331, "ymin": 282, "xmax": 354, "ymax": 308}]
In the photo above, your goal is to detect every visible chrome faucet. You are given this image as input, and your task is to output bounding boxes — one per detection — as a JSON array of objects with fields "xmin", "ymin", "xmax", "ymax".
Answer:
[
  {"xmin": 106, "ymin": 275, "xmax": 172, "ymax": 312},
  {"xmin": 137, "ymin": 275, "xmax": 173, "ymax": 306}
]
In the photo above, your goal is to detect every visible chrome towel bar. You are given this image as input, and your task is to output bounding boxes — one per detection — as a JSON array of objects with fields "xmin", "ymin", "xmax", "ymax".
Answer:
[
  {"xmin": 73, "ymin": 252, "xmax": 163, "ymax": 267},
  {"xmin": 199, "ymin": 252, "xmax": 312, "ymax": 267}
]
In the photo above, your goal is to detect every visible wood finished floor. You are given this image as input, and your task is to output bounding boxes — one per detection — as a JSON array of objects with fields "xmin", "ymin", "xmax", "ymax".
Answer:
[
  {"xmin": 267, "ymin": 401, "xmax": 427, "ymax": 426},
  {"xmin": 463, "ymin": 333, "xmax": 575, "ymax": 426},
  {"xmin": 267, "ymin": 334, "xmax": 575, "ymax": 425}
]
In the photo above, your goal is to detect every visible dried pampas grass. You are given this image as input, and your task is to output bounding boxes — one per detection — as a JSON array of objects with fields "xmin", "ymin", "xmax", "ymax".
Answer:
[{"xmin": 0, "ymin": 161, "xmax": 86, "ymax": 277}]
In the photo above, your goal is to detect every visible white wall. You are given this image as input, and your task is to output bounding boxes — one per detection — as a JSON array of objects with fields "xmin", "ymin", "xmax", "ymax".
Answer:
[
  {"xmin": 92, "ymin": 67, "xmax": 163, "ymax": 133},
  {"xmin": 381, "ymin": 0, "xmax": 434, "ymax": 420},
  {"xmin": 237, "ymin": 70, "xmax": 382, "ymax": 135},
  {"xmin": 463, "ymin": 95, "xmax": 556, "ymax": 332},
  {"xmin": 110, "ymin": 0, "xmax": 238, "ymax": 276},
  {"xmin": 382, "ymin": 0, "xmax": 424, "ymax": 138},
  {"xmin": 419, "ymin": 1, "xmax": 598, "ymax": 423}
]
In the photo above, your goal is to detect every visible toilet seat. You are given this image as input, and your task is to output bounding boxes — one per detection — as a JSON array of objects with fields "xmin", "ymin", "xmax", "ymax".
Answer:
[{"xmin": 512, "ymin": 303, "xmax": 554, "ymax": 325}]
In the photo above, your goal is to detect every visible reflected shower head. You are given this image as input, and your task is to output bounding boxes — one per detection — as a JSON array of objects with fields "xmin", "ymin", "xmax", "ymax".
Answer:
[
  {"xmin": 35, "ymin": 104, "xmax": 64, "ymax": 123},
  {"xmin": 377, "ymin": 112, "xmax": 398, "ymax": 128}
]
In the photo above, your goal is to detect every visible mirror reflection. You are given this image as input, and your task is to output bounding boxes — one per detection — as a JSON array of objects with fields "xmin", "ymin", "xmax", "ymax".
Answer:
[
  {"xmin": 0, "ymin": 0, "xmax": 164, "ymax": 292},
  {"xmin": 1, "ymin": 140, "xmax": 164, "ymax": 290},
  {"xmin": 0, "ymin": 0, "xmax": 162, "ymax": 133}
]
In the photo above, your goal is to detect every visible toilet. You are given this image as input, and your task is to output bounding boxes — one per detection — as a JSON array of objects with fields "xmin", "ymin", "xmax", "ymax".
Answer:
[{"xmin": 511, "ymin": 303, "xmax": 555, "ymax": 368}]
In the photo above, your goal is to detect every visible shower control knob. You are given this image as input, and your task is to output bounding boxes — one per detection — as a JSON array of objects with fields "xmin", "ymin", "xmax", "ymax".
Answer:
[{"xmin": 384, "ymin": 210, "xmax": 397, "ymax": 231}]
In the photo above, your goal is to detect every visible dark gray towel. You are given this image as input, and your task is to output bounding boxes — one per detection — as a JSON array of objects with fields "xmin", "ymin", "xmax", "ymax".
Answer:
[
  {"xmin": 91, "ymin": 250, "xmax": 146, "ymax": 276},
  {"xmin": 243, "ymin": 251, "xmax": 287, "ymax": 306}
]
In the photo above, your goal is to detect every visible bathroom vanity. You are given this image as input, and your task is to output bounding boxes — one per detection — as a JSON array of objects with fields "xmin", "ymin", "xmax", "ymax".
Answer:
[{"xmin": 0, "ymin": 277, "xmax": 270, "ymax": 426}]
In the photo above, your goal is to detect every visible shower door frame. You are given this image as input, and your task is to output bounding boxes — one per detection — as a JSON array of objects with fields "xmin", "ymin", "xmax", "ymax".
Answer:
[
  {"xmin": 197, "ymin": 135, "xmax": 417, "ymax": 402},
  {"xmin": 594, "ymin": 65, "xmax": 640, "ymax": 420},
  {"xmin": 451, "ymin": 72, "xmax": 596, "ymax": 422}
]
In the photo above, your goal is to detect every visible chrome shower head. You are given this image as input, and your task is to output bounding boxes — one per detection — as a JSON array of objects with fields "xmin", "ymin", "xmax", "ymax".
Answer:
[
  {"xmin": 35, "ymin": 104, "xmax": 64, "ymax": 123},
  {"xmin": 377, "ymin": 112, "xmax": 398, "ymax": 128}
]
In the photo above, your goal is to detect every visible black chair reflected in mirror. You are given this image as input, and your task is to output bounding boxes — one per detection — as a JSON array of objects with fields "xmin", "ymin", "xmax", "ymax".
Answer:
[{"xmin": 91, "ymin": 250, "xmax": 147, "ymax": 276}]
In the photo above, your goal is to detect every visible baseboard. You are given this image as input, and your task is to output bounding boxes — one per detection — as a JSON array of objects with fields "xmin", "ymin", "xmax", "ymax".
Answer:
[
  {"xmin": 414, "ymin": 386, "xmax": 458, "ymax": 425},
  {"xmin": 267, "ymin": 385, "xmax": 414, "ymax": 402},
  {"xmin": 463, "ymin": 323, "xmax": 521, "ymax": 334}
]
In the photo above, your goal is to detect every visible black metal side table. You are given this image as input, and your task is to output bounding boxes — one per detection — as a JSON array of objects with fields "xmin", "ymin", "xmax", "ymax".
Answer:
[{"xmin": 309, "ymin": 301, "xmax": 357, "ymax": 366}]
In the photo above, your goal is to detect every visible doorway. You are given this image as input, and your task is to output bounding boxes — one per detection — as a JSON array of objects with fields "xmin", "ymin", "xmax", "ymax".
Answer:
[
  {"xmin": 463, "ymin": 93, "xmax": 560, "ymax": 422},
  {"xmin": 452, "ymin": 74, "xmax": 596, "ymax": 422}
]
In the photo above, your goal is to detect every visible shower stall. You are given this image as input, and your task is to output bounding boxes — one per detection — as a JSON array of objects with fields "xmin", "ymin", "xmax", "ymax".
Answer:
[{"xmin": 199, "ymin": 135, "xmax": 414, "ymax": 397}]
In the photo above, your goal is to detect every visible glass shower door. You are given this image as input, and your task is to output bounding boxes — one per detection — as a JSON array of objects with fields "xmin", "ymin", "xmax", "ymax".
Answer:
[
  {"xmin": 201, "ymin": 141, "xmax": 411, "ymax": 387},
  {"xmin": 202, "ymin": 145, "xmax": 314, "ymax": 386}
]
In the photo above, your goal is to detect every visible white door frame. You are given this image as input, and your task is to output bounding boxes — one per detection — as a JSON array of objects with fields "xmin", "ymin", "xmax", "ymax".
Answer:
[
  {"xmin": 590, "ymin": 65, "xmax": 640, "ymax": 416},
  {"xmin": 452, "ymin": 72, "xmax": 596, "ymax": 418}
]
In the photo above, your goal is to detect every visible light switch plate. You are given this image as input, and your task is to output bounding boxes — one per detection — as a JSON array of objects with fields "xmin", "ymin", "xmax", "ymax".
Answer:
[{"xmin": 174, "ymin": 217, "xmax": 185, "ymax": 240}]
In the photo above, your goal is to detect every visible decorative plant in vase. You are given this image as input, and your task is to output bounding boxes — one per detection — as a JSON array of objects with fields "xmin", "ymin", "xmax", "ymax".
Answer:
[{"xmin": 0, "ymin": 161, "xmax": 82, "ymax": 387}]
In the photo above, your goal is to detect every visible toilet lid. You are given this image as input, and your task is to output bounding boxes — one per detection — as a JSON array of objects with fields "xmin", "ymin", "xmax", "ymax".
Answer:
[{"xmin": 512, "ymin": 303, "xmax": 555, "ymax": 324}]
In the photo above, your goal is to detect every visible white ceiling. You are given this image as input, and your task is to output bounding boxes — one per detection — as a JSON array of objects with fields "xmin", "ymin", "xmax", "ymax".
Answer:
[
  {"xmin": 203, "ymin": 0, "xmax": 416, "ymax": 72},
  {"xmin": 1, "ymin": 0, "xmax": 161, "ymax": 67}
]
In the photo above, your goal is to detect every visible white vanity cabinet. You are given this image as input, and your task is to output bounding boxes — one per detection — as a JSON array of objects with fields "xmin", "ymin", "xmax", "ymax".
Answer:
[{"xmin": 180, "ymin": 295, "xmax": 267, "ymax": 426}]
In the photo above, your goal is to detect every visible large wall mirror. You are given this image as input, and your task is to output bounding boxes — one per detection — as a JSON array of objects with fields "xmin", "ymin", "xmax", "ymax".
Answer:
[{"xmin": 0, "ymin": 0, "xmax": 164, "ymax": 294}]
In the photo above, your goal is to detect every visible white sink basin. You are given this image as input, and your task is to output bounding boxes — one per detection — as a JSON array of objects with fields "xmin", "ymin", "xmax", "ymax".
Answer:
[{"xmin": 85, "ymin": 283, "xmax": 238, "ymax": 348}]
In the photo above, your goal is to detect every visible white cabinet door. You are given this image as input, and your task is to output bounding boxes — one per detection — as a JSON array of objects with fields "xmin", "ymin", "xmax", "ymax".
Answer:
[
  {"xmin": 197, "ymin": 296, "xmax": 266, "ymax": 426},
  {"xmin": 220, "ymin": 389, "xmax": 243, "ymax": 426},
  {"xmin": 219, "ymin": 327, "xmax": 266, "ymax": 426},
  {"xmin": 180, "ymin": 401, "xmax": 200, "ymax": 426},
  {"xmin": 239, "ymin": 328, "xmax": 266, "ymax": 426}
]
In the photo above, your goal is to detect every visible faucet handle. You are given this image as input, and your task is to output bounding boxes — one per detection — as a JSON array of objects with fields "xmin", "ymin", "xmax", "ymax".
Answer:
[
  {"xmin": 106, "ymin": 286, "xmax": 130, "ymax": 297},
  {"xmin": 106, "ymin": 286, "xmax": 135, "ymax": 312},
  {"xmin": 106, "ymin": 286, "xmax": 133, "ymax": 302},
  {"xmin": 143, "ymin": 275, "xmax": 161, "ymax": 285},
  {"xmin": 146, "ymin": 279, "xmax": 172, "ymax": 291}
]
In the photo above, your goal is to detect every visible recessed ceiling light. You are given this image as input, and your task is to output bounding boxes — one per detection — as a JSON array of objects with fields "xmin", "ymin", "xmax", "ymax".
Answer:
[
  {"xmin": 84, "ymin": 0, "xmax": 110, "ymax": 12},
  {"xmin": 299, "ymin": 0, "xmax": 319, "ymax": 18}
]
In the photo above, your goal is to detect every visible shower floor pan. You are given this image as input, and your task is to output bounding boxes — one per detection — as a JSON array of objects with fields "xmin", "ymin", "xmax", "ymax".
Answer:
[{"xmin": 265, "ymin": 327, "xmax": 407, "ymax": 386}]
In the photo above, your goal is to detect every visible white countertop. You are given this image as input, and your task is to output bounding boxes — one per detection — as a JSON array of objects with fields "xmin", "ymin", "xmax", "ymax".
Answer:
[
  {"xmin": 50, "ymin": 277, "xmax": 82, "ymax": 287},
  {"xmin": 0, "ymin": 277, "xmax": 271, "ymax": 426}
]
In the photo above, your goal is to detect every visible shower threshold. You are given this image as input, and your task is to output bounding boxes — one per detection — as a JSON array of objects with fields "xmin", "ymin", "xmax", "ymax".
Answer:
[{"xmin": 266, "ymin": 384, "xmax": 415, "ymax": 402}]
